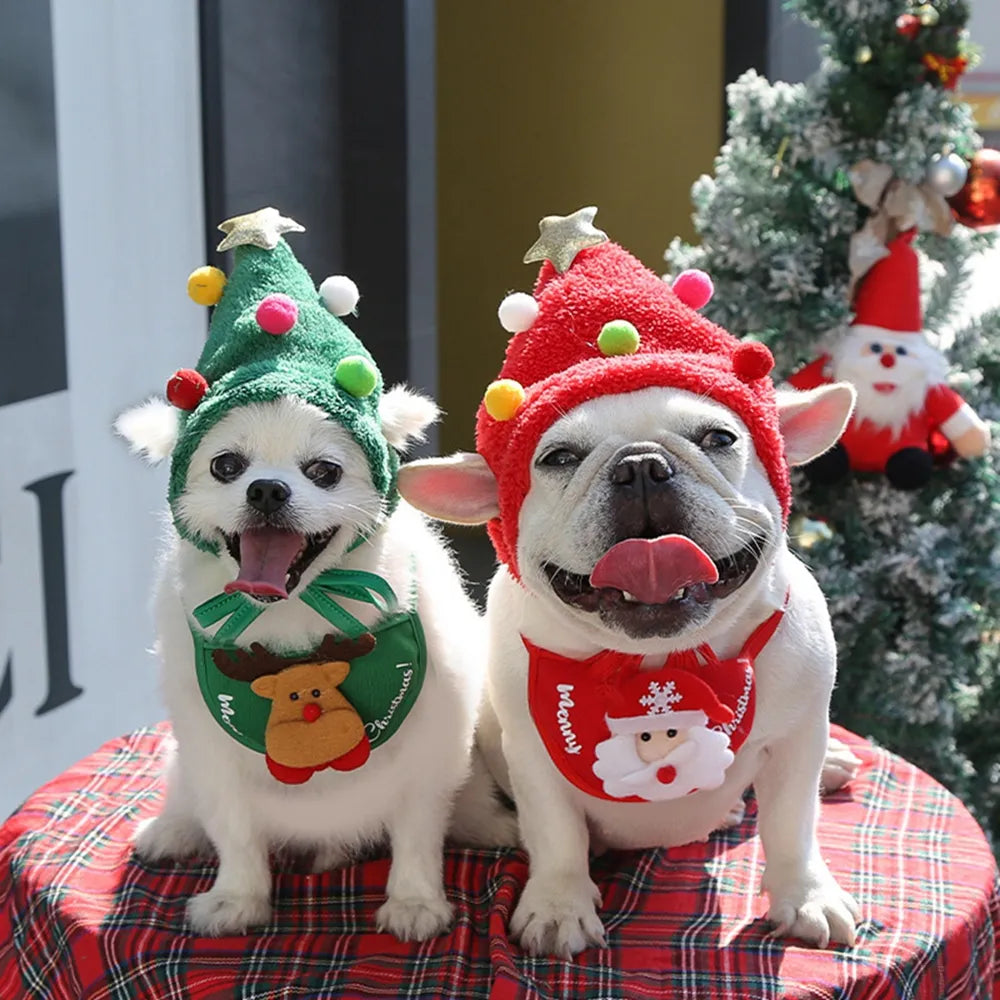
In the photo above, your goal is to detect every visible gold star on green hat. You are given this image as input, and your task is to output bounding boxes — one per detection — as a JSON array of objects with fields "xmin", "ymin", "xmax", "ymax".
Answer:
[
  {"xmin": 216, "ymin": 206, "xmax": 305, "ymax": 252},
  {"xmin": 522, "ymin": 206, "xmax": 608, "ymax": 274}
]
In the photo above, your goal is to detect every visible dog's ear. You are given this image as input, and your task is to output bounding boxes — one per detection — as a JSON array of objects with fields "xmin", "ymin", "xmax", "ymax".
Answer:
[
  {"xmin": 398, "ymin": 453, "xmax": 500, "ymax": 524},
  {"xmin": 114, "ymin": 398, "xmax": 180, "ymax": 464},
  {"xmin": 379, "ymin": 385, "xmax": 440, "ymax": 453},
  {"xmin": 777, "ymin": 383, "xmax": 856, "ymax": 466}
]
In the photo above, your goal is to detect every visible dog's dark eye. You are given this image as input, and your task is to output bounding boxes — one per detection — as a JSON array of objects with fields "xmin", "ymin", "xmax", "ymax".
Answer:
[
  {"xmin": 311, "ymin": 688, "xmax": 321, "ymax": 698},
  {"xmin": 302, "ymin": 460, "xmax": 343, "ymax": 489},
  {"xmin": 700, "ymin": 429, "xmax": 737, "ymax": 450},
  {"xmin": 640, "ymin": 732, "xmax": 651, "ymax": 742},
  {"xmin": 289, "ymin": 692, "xmax": 300, "ymax": 701},
  {"xmin": 538, "ymin": 448, "xmax": 581, "ymax": 468},
  {"xmin": 667, "ymin": 728, "xmax": 677, "ymax": 738},
  {"xmin": 210, "ymin": 452, "xmax": 249, "ymax": 483}
]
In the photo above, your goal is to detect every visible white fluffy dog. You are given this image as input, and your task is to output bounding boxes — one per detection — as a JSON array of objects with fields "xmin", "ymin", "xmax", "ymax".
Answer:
[
  {"xmin": 401, "ymin": 384, "xmax": 861, "ymax": 956},
  {"xmin": 117, "ymin": 388, "xmax": 514, "ymax": 940}
]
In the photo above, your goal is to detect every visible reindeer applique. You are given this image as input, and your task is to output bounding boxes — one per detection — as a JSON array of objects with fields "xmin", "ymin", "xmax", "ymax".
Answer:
[{"xmin": 212, "ymin": 633, "xmax": 376, "ymax": 784}]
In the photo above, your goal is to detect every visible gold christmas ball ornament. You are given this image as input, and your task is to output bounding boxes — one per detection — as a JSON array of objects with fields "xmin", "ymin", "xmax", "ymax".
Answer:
[
  {"xmin": 915, "ymin": 3, "xmax": 939, "ymax": 26},
  {"xmin": 855, "ymin": 45, "xmax": 873, "ymax": 65}
]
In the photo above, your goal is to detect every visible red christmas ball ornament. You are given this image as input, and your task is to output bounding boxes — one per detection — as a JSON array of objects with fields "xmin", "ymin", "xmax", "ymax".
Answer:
[
  {"xmin": 166, "ymin": 369, "xmax": 208, "ymax": 410},
  {"xmin": 732, "ymin": 341, "xmax": 774, "ymax": 382},
  {"xmin": 948, "ymin": 149, "xmax": 1000, "ymax": 229},
  {"xmin": 895, "ymin": 13, "xmax": 920, "ymax": 39},
  {"xmin": 255, "ymin": 293, "xmax": 298, "ymax": 335}
]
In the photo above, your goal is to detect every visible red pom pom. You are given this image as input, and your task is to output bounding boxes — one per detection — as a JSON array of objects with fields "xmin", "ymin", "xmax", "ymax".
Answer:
[
  {"xmin": 671, "ymin": 269, "xmax": 714, "ymax": 310},
  {"xmin": 732, "ymin": 342, "xmax": 773, "ymax": 382},
  {"xmin": 166, "ymin": 369, "xmax": 208, "ymax": 410},
  {"xmin": 256, "ymin": 293, "xmax": 298, "ymax": 335}
]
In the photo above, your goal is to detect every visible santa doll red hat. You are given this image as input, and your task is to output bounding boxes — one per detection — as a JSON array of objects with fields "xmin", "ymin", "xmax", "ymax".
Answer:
[
  {"xmin": 474, "ymin": 207, "xmax": 789, "ymax": 579},
  {"xmin": 591, "ymin": 668, "xmax": 736, "ymax": 801},
  {"xmin": 603, "ymin": 669, "xmax": 734, "ymax": 734},
  {"xmin": 789, "ymin": 229, "xmax": 990, "ymax": 490}
]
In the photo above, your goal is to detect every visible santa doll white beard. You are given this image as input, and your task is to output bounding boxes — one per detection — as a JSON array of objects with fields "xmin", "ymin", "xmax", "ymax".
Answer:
[
  {"xmin": 591, "ymin": 725, "xmax": 734, "ymax": 801},
  {"xmin": 831, "ymin": 331, "xmax": 946, "ymax": 435}
]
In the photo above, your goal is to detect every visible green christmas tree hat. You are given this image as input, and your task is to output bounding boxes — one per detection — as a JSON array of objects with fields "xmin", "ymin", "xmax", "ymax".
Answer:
[{"xmin": 166, "ymin": 207, "xmax": 396, "ymax": 553}]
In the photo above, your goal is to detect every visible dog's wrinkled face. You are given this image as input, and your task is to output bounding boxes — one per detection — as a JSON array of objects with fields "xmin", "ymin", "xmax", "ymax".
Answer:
[
  {"xmin": 117, "ymin": 386, "xmax": 438, "ymax": 600},
  {"xmin": 518, "ymin": 387, "xmax": 777, "ymax": 640},
  {"xmin": 178, "ymin": 398, "xmax": 380, "ymax": 599},
  {"xmin": 398, "ymin": 378, "xmax": 854, "ymax": 647}
]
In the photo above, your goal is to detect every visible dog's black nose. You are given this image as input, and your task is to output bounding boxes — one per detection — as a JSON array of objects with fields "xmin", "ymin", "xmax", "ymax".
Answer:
[
  {"xmin": 246, "ymin": 479, "xmax": 291, "ymax": 515},
  {"xmin": 610, "ymin": 452, "xmax": 674, "ymax": 488}
]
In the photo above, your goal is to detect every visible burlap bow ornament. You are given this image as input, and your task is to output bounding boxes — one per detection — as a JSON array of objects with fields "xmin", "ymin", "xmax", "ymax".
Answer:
[{"xmin": 847, "ymin": 160, "xmax": 954, "ymax": 297}]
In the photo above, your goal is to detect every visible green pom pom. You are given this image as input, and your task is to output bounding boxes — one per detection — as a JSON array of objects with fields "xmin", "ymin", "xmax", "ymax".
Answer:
[
  {"xmin": 597, "ymin": 320, "xmax": 640, "ymax": 356},
  {"xmin": 336, "ymin": 355, "xmax": 378, "ymax": 398}
]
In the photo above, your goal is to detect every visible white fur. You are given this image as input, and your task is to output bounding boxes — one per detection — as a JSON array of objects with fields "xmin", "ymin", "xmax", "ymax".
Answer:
[
  {"xmin": 401, "ymin": 384, "xmax": 860, "ymax": 956},
  {"xmin": 118, "ymin": 390, "xmax": 515, "ymax": 939},
  {"xmin": 378, "ymin": 385, "xmax": 440, "ymax": 453},
  {"xmin": 114, "ymin": 398, "xmax": 180, "ymax": 463}
]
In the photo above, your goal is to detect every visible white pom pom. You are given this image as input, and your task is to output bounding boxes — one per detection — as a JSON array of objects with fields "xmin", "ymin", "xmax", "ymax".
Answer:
[
  {"xmin": 320, "ymin": 275, "xmax": 360, "ymax": 316},
  {"xmin": 497, "ymin": 292, "xmax": 539, "ymax": 333}
]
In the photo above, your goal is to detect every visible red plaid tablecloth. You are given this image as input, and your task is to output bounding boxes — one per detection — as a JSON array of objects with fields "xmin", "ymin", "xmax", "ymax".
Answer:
[{"xmin": 0, "ymin": 724, "xmax": 997, "ymax": 1000}]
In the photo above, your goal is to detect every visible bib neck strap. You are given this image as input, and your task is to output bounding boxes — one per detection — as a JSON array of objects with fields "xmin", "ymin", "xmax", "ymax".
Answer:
[{"xmin": 192, "ymin": 567, "xmax": 400, "ymax": 643}]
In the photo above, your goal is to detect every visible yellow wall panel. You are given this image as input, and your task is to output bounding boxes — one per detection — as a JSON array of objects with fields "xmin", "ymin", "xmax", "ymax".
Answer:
[{"xmin": 436, "ymin": 0, "xmax": 724, "ymax": 451}]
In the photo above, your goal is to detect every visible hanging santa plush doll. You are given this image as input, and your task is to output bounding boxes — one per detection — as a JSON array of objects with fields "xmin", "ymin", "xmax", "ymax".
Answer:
[{"xmin": 789, "ymin": 230, "xmax": 990, "ymax": 490}]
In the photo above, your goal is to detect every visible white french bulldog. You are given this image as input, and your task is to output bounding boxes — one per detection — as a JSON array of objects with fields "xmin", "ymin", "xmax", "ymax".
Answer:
[
  {"xmin": 116, "ymin": 389, "xmax": 516, "ymax": 940},
  {"xmin": 399, "ymin": 379, "xmax": 861, "ymax": 956}
]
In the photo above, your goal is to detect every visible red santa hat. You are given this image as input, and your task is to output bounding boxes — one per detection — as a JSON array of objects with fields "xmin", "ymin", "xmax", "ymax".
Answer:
[
  {"xmin": 851, "ymin": 229, "xmax": 922, "ymax": 334},
  {"xmin": 475, "ymin": 208, "xmax": 790, "ymax": 580},
  {"xmin": 604, "ymin": 669, "xmax": 735, "ymax": 736}
]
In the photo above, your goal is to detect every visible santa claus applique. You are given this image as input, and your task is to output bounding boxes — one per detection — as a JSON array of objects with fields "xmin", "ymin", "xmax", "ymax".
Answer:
[
  {"xmin": 789, "ymin": 230, "xmax": 990, "ymax": 490},
  {"xmin": 592, "ymin": 670, "xmax": 736, "ymax": 802}
]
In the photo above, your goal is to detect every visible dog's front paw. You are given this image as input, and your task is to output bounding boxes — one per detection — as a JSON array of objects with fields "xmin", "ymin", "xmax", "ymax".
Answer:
[
  {"xmin": 185, "ymin": 887, "xmax": 271, "ymax": 936},
  {"xmin": 375, "ymin": 893, "xmax": 454, "ymax": 941},
  {"xmin": 510, "ymin": 874, "xmax": 606, "ymax": 958},
  {"xmin": 821, "ymin": 737, "xmax": 862, "ymax": 794},
  {"xmin": 763, "ymin": 866, "xmax": 859, "ymax": 948},
  {"xmin": 134, "ymin": 813, "xmax": 212, "ymax": 862}
]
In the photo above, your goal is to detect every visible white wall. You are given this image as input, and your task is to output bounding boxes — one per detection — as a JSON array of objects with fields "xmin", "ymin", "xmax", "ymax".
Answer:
[{"xmin": 0, "ymin": 0, "xmax": 204, "ymax": 814}]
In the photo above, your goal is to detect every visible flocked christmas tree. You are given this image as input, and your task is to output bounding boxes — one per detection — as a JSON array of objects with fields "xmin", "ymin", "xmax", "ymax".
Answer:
[{"xmin": 667, "ymin": 0, "xmax": 1000, "ymax": 840}]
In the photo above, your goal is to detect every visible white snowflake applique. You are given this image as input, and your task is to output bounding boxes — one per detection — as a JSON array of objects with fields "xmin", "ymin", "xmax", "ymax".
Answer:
[{"xmin": 639, "ymin": 680, "xmax": 684, "ymax": 715}]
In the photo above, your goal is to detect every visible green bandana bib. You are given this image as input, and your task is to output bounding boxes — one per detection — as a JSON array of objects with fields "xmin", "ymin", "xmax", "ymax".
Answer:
[{"xmin": 190, "ymin": 568, "xmax": 426, "ymax": 783}]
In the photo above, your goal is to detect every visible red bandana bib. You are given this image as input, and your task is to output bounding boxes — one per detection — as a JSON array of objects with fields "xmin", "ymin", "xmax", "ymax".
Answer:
[{"xmin": 526, "ymin": 604, "xmax": 785, "ymax": 803}]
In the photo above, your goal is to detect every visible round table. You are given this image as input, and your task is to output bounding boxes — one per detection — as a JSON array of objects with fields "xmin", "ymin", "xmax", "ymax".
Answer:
[{"xmin": 0, "ymin": 725, "xmax": 997, "ymax": 999}]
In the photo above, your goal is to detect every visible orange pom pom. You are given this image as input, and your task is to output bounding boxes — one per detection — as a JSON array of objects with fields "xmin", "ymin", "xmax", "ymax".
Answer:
[
  {"xmin": 187, "ymin": 266, "xmax": 227, "ymax": 306},
  {"xmin": 484, "ymin": 380, "xmax": 525, "ymax": 421}
]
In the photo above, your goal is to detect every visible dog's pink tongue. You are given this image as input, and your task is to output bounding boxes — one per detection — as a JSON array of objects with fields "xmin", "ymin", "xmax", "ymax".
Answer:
[
  {"xmin": 224, "ymin": 527, "xmax": 304, "ymax": 599},
  {"xmin": 589, "ymin": 535, "xmax": 719, "ymax": 605}
]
